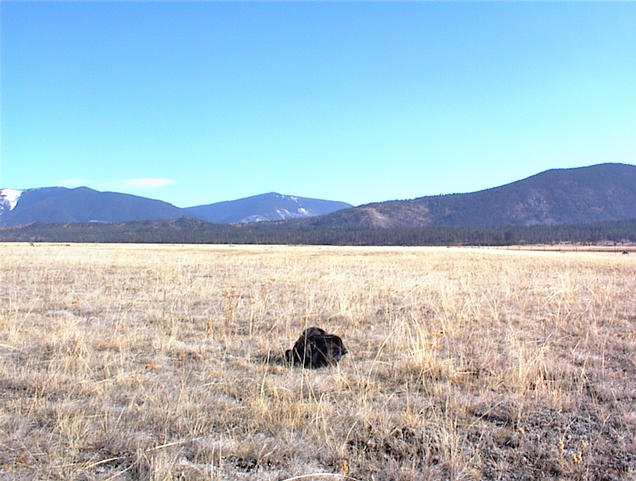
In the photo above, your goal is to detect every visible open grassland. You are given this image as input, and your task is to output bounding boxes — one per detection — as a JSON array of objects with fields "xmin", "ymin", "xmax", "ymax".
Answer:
[{"xmin": 1, "ymin": 243, "xmax": 634, "ymax": 481}]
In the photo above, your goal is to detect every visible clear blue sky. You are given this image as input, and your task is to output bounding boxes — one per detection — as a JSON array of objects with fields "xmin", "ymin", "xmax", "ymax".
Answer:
[{"xmin": 2, "ymin": 2, "xmax": 635, "ymax": 207}]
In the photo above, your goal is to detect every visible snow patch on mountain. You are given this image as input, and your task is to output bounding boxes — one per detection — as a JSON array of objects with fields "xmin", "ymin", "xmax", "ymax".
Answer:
[
  {"xmin": 240, "ymin": 214, "xmax": 269, "ymax": 223},
  {"xmin": 276, "ymin": 208, "xmax": 292, "ymax": 219},
  {"xmin": 0, "ymin": 188, "xmax": 23, "ymax": 212}
]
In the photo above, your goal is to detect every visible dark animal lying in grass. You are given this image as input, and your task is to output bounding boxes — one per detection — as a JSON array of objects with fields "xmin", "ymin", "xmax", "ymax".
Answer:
[{"xmin": 285, "ymin": 327, "xmax": 347, "ymax": 368}]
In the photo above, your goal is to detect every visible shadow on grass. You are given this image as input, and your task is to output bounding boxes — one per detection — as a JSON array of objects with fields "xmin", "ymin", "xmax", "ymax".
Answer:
[{"xmin": 253, "ymin": 351, "xmax": 291, "ymax": 367}]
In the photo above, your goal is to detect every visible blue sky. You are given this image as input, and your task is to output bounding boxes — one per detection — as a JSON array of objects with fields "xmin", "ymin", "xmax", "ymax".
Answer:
[{"xmin": 2, "ymin": 2, "xmax": 635, "ymax": 207}]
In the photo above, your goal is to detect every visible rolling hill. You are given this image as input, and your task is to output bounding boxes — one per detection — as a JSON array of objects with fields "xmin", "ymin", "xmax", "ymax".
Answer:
[{"xmin": 301, "ymin": 163, "xmax": 636, "ymax": 228}]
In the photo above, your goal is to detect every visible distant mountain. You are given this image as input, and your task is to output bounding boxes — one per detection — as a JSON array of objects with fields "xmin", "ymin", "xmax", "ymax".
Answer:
[
  {"xmin": 301, "ymin": 163, "xmax": 636, "ymax": 228},
  {"xmin": 185, "ymin": 192, "xmax": 352, "ymax": 223},
  {"xmin": 0, "ymin": 187, "xmax": 351, "ymax": 226},
  {"xmin": 2, "ymin": 163, "xmax": 633, "ymax": 230},
  {"xmin": 0, "ymin": 187, "xmax": 184, "ymax": 226}
]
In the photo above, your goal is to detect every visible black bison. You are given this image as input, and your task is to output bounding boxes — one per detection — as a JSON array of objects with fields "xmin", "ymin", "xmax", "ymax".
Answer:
[{"xmin": 285, "ymin": 327, "xmax": 347, "ymax": 368}]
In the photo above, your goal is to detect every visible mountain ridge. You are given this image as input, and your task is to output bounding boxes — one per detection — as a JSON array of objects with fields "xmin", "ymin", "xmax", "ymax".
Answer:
[
  {"xmin": 0, "ymin": 187, "xmax": 184, "ymax": 226},
  {"xmin": 185, "ymin": 192, "xmax": 352, "ymax": 224},
  {"xmin": 299, "ymin": 163, "xmax": 636, "ymax": 229},
  {"xmin": 1, "ymin": 163, "xmax": 634, "ymax": 229},
  {"xmin": 0, "ymin": 188, "xmax": 351, "ymax": 226}
]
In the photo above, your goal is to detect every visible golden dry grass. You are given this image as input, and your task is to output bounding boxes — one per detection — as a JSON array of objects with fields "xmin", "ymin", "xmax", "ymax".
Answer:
[{"xmin": 1, "ymin": 243, "xmax": 634, "ymax": 480}]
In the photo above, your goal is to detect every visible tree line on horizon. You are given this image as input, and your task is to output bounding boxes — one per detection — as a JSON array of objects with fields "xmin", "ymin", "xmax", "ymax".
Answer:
[{"xmin": 0, "ymin": 217, "xmax": 634, "ymax": 246}]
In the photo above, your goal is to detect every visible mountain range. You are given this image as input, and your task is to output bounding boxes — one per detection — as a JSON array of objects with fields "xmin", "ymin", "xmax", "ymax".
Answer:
[
  {"xmin": 1, "ymin": 163, "xmax": 635, "ymax": 230},
  {"xmin": 0, "ymin": 189, "xmax": 351, "ymax": 227}
]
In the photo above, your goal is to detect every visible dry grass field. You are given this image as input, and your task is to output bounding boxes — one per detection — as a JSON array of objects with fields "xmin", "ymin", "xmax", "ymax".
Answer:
[{"xmin": 1, "ymin": 243, "xmax": 634, "ymax": 481}]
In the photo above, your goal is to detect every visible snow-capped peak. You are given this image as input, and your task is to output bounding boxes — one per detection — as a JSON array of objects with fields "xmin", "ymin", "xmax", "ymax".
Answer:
[{"xmin": 0, "ymin": 188, "xmax": 22, "ymax": 211}]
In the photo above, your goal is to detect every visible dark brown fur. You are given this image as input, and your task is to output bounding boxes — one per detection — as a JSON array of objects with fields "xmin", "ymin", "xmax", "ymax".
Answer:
[{"xmin": 285, "ymin": 327, "xmax": 347, "ymax": 368}]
